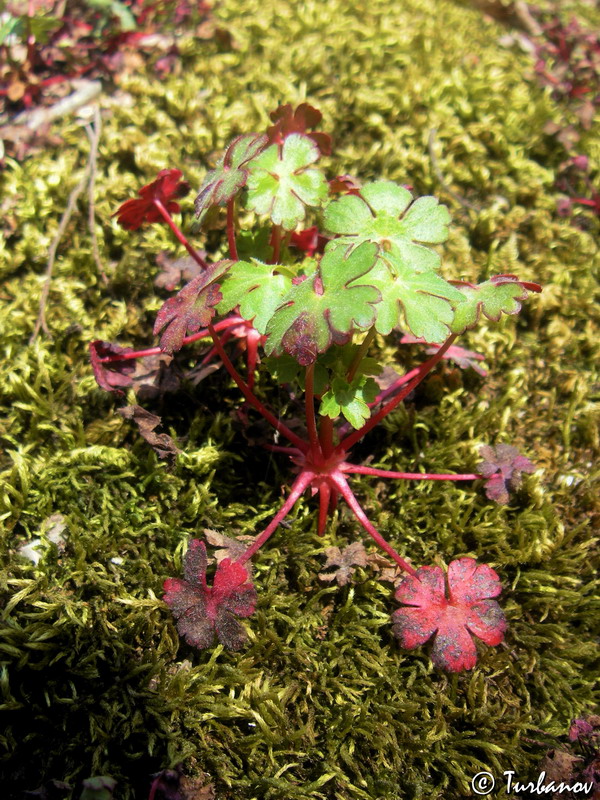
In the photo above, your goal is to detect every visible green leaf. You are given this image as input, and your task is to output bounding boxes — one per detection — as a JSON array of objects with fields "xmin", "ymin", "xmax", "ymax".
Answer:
[
  {"xmin": 324, "ymin": 180, "xmax": 450, "ymax": 272},
  {"xmin": 217, "ymin": 260, "xmax": 293, "ymax": 334},
  {"xmin": 265, "ymin": 242, "xmax": 381, "ymax": 365},
  {"xmin": 351, "ymin": 247, "xmax": 465, "ymax": 343},
  {"xmin": 319, "ymin": 376, "xmax": 379, "ymax": 429},
  {"xmin": 450, "ymin": 274, "xmax": 541, "ymax": 334},
  {"xmin": 195, "ymin": 133, "xmax": 268, "ymax": 222},
  {"xmin": 263, "ymin": 354, "xmax": 329, "ymax": 394},
  {"xmin": 246, "ymin": 134, "xmax": 328, "ymax": 230},
  {"xmin": 0, "ymin": 14, "xmax": 24, "ymax": 45}
]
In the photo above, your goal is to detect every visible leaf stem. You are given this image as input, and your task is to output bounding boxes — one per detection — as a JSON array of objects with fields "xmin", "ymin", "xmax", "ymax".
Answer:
[
  {"xmin": 305, "ymin": 363, "xmax": 321, "ymax": 457},
  {"xmin": 208, "ymin": 323, "xmax": 308, "ymax": 452},
  {"xmin": 98, "ymin": 316, "xmax": 245, "ymax": 363},
  {"xmin": 226, "ymin": 198, "xmax": 238, "ymax": 260},
  {"xmin": 153, "ymin": 199, "xmax": 209, "ymax": 270},
  {"xmin": 341, "ymin": 464, "xmax": 480, "ymax": 481},
  {"xmin": 317, "ymin": 483, "xmax": 331, "ymax": 536},
  {"xmin": 319, "ymin": 415, "xmax": 335, "ymax": 459},
  {"xmin": 330, "ymin": 472, "xmax": 418, "ymax": 578},
  {"xmin": 346, "ymin": 327, "xmax": 376, "ymax": 383},
  {"xmin": 270, "ymin": 225, "xmax": 282, "ymax": 264},
  {"xmin": 337, "ymin": 334, "xmax": 457, "ymax": 454},
  {"xmin": 239, "ymin": 470, "xmax": 314, "ymax": 563}
]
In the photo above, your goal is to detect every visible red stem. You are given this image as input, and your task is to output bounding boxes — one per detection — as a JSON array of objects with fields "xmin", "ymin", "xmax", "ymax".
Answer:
[
  {"xmin": 208, "ymin": 323, "xmax": 308, "ymax": 452},
  {"xmin": 337, "ymin": 335, "xmax": 457, "ymax": 453},
  {"xmin": 305, "ymin": 363, "xmax": 320, "ymax": 457},
  {"xmin": 239, "ymin": 471, "xmax": 314, "ymax": 563},
  {"xmin": 319, "ymin": 416, "xmax": 335, "ymax": 459},
  {"xmin": 226, "ymin": 199, "xmax": 238, "ymax": 260},
  {"xmin": 317, "ymin": 483, "xmax": 330, "ymax": 536},
  {"xmin": 270, "ymin": 226, "xmax": 282, "ymax": 264},
  {"xmin": 98, "ymin": 317, "xmax": 244, "ymax": 363},
  {"xmin": 342, "ymin": 464, "xmax": 480, "ymax": 481},
  {"xmin": 330, "ymin": 472, "xmax": 418, "ymax": 578},
  {"xmin": 153, "ymin": 199, "xmax": 209, "ymax": 270}
]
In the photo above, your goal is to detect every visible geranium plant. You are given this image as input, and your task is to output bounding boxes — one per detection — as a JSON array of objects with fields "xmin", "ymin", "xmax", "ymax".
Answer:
[{"xmin": 92, "ymin": 103, "xmax": 541, "ymax": 671}]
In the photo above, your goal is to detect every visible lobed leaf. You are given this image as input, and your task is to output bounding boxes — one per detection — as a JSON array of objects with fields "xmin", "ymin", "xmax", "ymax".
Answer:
[
  {"xmin": 194, "ymin": 133, "xmax": 268, "ymax": 222},
  {"xmin": 319, "ymin": 375, "xmax": 379, "ymax": 428},
  {"xmin": 246, "ymin": 134, "xmax": 328, "ymax": 230},
  {"xmin": 450, "ymin": 275, "xmax": 542, "ymax": 334},
  {"xmin": 324, "ymin": 180, "xmax": 451, "ymax": 271},
  {"xmin": 153, "ymin": 260, "xmax": 232, "ymax": 354},
  {"xmin": 217, "ymin": 259, "xmax": 293, "ymax": 334},
  {"xmin": 265, "ymin": 242, "xmax": 381, "ymax": 365}
]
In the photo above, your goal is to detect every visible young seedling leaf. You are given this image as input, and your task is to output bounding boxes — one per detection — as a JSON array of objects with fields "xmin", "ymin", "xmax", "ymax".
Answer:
[
  {"xmin": 478, "ymin": 444, "xmax": 536, "ymax": 504},
  {"xmin": 265, "ymin": 241, "xmax": 381, "ymax": 365},
  {"xmin": 118, "ymin": 405, "xmax": 180, "ymax": 463},
  {"xmin": 217, "ymin": 259, "xmax": 293, "ymax": 334},
  {"xmin": 246, "ymin": 134, "xmax": 328, "ymax": 230},
  {"xmin": 318, "ymin": 542, "xmax": 368, "ymax": 586},
  {"xmin": 450, "ymin": 274, "xmax": 542, "ymax": 334},
  {"xmin": 153, "ymin": 260, "xmax": 232, "ymax": 354},
  {"xmin": 89, "ymin": 341, "xmax": 136, "ymax": 394},
  {"xmin": 392, "ymin": 558, "xmax": 507, "ymax": 672},
  {"xmin": 319, "ymin": 375, "xmax": 379, "ymax": 428},
  {"xmin": 163, "ymin": 539, "xmax": 256, "ymax": 651},
  {"xmin": 324, "ymin": 180, "xmax": 451, "ymax": 271},
  {"xmin": 194, "ymin": 133, "xmax": 268, "ymax": 222},
  {"xmin": 267, "ymin": 102, "xmax": 332, "ymax": 155},
  {"xmin": 350, "ymin": 247, "xmax": 465, "ymax": 342}
]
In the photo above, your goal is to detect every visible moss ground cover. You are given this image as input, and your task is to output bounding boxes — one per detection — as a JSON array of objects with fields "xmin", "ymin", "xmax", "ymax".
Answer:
[{"xmin": 1, "ymin": 0, "xmax": 599, "ymax": 797}]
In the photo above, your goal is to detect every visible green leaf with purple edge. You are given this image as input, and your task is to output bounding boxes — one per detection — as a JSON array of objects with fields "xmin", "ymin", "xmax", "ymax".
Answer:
[
  {"xmin": 153, "ymin": 260, "xmax": 232, "ymax": 354},
  {"xmin": 450, "ymin": 274, "xmax": 542, "ymax": 334},
  {"xmin": 392, "ymin": 558, "xmax": 507, "ymax": 672},
  {"xmin": 163, "ymin": 539, "xmax": 257, "ymax": 651},
  {"xmin": 264, "ymin": 241, "xmax": 381, "ymax": 365},
  {"xmin": 324, "ymin": 180, "xmax": 451, "ymax": 272},
  {"xmin": 350, "ymin": 246, "xmax": 465, "ymax": 343},
  {"xmin": 194, "ymin": 133, "xmax": 268, "ymax": 222},
  {"xmin": 217, "ymin": 259, "xmax": 293, "ymax": 334},
  {"xmin": 246, "ymin": 134, "xmax": 329, "ymax": 231}
]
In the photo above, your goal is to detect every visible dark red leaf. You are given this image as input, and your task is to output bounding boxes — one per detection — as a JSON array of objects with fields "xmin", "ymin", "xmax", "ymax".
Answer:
[
  {"xmin": 163, "ymin": 540, "xmax": 257, "ymax": 651},
  {"xmin": 153, "ymin": 260, "xmax": 231, "ymax": 354},
  {"xmin": 478, "ymin": 444, "xmax": 536, "ymax": 504},
  {"xmin": 267, "ymin": 102, "xmax": 332, "ymax": 155},
  {"xmin": 392, "ymin": 558, "xmax": 507, "ymax": 672},
  {"xmin": 89, "ymin": 340, "xmax": 136, "ymax": 394},
  {"xmin": 113, "ymin": 169, "xmax": 190, "ymax": 231},
  {"xmin": 289, "ymin": 226, "xmax": 328, "ymax": 256},
  {"xmin": 328, "ymin": 174, "xmax": 362, "ymax": 195}
]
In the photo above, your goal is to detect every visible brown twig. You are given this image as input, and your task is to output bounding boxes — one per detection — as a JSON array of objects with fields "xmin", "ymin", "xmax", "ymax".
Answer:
[
  {"xmin": 30, "ymin": 109, "xmax": 102, "ymax": 342},
  {"xmin": 427, "ymin": 127, "xmax": 480, "ymax": 212},
  {"xmin": 85, "ymin": 107, "xmax": 107, "ymax": 284},
  {"xmin": 9, "ymin": 80, "xmax": 102, "ymax": 131}
]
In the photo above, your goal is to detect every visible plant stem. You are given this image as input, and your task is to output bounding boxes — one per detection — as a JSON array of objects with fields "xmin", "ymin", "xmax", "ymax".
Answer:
[
  {"xmin": 226, "ymin": 198, "xmax": 238, "ymax": 260},
  {"xmin": 208, "ymin": 323, "xmax": 308, "ymax": 452},
  {"xmin": 98, "ymin": 317, "xmax": 245, "ymax": 363},
  {"xmin": 317, "ymin": 483, "xmax": 331, "ymax": 536},
  {"xmin": 239, "ymin": 471, "xmax": 314, "ymax": 563},
  {"xmin": 341, "ymin": 464, "xmax": 480, "ymax": 481},
  {"xmin": 319, "ymin": 415, "xmax": 335, "ymax": 459},
  {"xmin": 305, "ymin": 363, "xmax": 320, "ymax": 457},
  {"xmin": 270, "ymin": 225, "xmax": 282, "ymax": 264},
  {"xmin": 153, "ymin": 199, "xmax": 209, "ymax": 270},
  {"xmin": 330, "ymin": 472, "xmax": 418, "ymax": 578},
  {"xmin": 337, "ymin": 335, "xmax": 457, "ymax": 454},
  {"xmin": 346, "ymin": 327, "xmax": 376, "ymax": 383}
]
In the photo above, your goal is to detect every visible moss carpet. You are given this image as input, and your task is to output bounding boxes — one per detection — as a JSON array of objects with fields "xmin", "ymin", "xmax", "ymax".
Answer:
[{"xmin": 0, "ymin": 0, "xmax": 599, "ymax": 797}]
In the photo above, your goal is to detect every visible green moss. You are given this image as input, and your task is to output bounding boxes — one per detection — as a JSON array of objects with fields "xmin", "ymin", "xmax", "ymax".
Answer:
[{"xmin": 0, "ymin": 0, "xmax": 599, "ymax": 797}]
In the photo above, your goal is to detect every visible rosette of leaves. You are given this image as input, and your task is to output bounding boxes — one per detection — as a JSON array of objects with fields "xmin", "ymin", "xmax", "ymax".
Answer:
[
  {"xmin": 245, "ymin": 133, "xmax": 329, "ymax": 230},
  {"xmin": 194, "ymin": 133, "xmax": 268, "ymax": 222},
  {"xmin": 323, "ymin": 180, "xmax": 451, "ymax": 271}
]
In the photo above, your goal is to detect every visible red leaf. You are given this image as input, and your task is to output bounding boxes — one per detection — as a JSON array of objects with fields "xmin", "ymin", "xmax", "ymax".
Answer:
[
  {"xmin": 89, "ymin": 340, "xmax": 136, "ymax": 394},
  {"xmin": 153, "ymin": 260, "xmax": 232, "ymax": 354},
  {"xmin": 113, "ymin": 169, "xmax": 190, "ymax": 231},
  {"xmin": 478, "ymin": 444, "xmax": 536, "ymax": 505},
  {"xmin": 267, "ymin": 102, "xmax": 332, "ymax": 155},
  {"xmin": 392, "ymin": 558, "xmax": 507, "ymax": 672},
  {"xmin": 163, "ymin": 540, "xmax": 257, "ymax": 651},
  {"xmin": 289, "ymin": 226, "xmax": 328, "ymax": 256}
]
